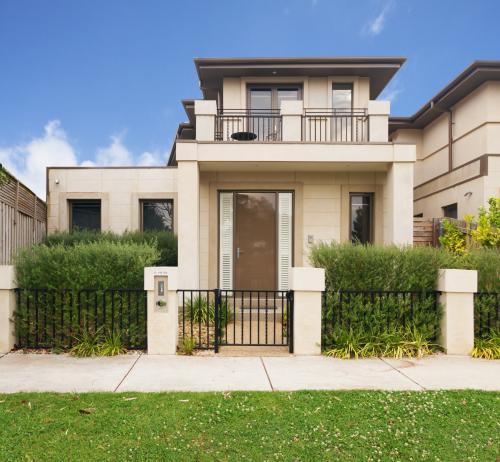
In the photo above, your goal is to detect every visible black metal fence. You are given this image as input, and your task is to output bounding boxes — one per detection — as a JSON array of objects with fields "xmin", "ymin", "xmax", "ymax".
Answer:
[
  {"xmin": 178, "ymin": 289, "xmax": 293, "ymax": 352},
  {"xmin": 474, "ymin": 292, "xmax": 499, "ymax": 337},
  {"xmin": 322, "ymin": 290, "xmax": 441, "ymax": 349},
  {"xmin": 302, "ymin": 109, "xmax": 368, "ymax": 142},
  {"xmin": 215, "ymin": 109, "xmax": 282, "ymax": 142},
  {"xmin": 15, "ymin": 288, "xmax": 147, "ymax": 350}
]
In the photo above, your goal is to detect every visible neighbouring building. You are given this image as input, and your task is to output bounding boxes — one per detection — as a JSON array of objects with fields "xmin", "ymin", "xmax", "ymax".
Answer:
[
  {"xmin": 0, "ymin": 165, "xmax": 47, "ymax": 264},
  {"xmin": 390, "ymin": 61, "xmax": 500, "ymax": 219},
  {"xmin": 47, "ymin": 56, "xmax": 416, "ymax": 290}
]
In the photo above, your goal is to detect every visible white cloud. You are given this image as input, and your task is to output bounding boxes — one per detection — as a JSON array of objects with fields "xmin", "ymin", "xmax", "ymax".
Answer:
[
  {"xmin": 95, "ymin": 134, "xmax": 133, "ymax": 166},
  {"xmin": 0, "ymin": 121, "xmax": 168, "ymax": 199},
  {"xmin": 138, "ymin": 150, "xmax": 167, "ymax": 166},
  {"xmin": 380, "ymin": 78, "xmax": 403, "ymax": 103},
  {"xmin": 0, "ymin": 120, "xmax": 78, "ymax": 198},
  {"xmin": 363, "ymin": 2, "xmax": 392, "ymax": 36}
]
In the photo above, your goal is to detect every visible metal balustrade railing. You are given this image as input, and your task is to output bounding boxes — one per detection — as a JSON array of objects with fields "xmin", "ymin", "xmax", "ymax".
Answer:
[
  {"xmin": 302, "ymin": 109, "xmax": 368, "ymax": 142},
  {"xmin": 214, "ymin": 109, "xmax": 282, "ymax": 142}
]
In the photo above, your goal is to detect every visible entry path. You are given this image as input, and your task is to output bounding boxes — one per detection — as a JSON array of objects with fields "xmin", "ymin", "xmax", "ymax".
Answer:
[{"xmin": 0, "ymin": 353, "xmax": 498, "ymax": 393}]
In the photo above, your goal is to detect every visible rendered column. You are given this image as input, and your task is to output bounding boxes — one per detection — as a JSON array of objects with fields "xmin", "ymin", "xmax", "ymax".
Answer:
[
  {"xmin": 177, "ymin": 160, "xmax": 200, "ymax": 289},
  {"xmin": 384, "ymin": 161, "xmax": 414, "ymax": 245},
  {"xmin": 0, "ymin": 265, "xmax": 17, "ymax": 354},
  {"xmin": 290, "ymin": 267, "xmax": 325, "ymax": 355},
  {"xmin": 281, "ymin": 100, "xmax": 303, "ymax": 142},
  {"xmin": 144, "ymin": 267, "xmax": 178, "ymax": 355},
  {"xmin": 437, "ymin": 269, "xmax": 477, "ymax": 355}
]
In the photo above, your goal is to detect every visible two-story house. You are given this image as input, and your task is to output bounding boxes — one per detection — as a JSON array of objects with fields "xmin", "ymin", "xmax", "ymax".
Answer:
[
  {"xmin": 390, "ymin": 61, "xmax": 500, "ymax": 219},
  {"xmin": 47, "ymin": 57, "xmax": 416, "ymax": 290}
]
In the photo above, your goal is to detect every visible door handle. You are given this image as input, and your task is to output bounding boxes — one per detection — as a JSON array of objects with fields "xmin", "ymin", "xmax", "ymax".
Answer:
[{"xmin": 236, "ymin": 247, "xmax": 243, "ymax": 259}]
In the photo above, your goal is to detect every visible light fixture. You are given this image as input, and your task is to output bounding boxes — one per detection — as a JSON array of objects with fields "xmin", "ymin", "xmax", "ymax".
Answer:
[{"xmin": 464, "ymin": 191, "xmax": 472, "ymax": 198}]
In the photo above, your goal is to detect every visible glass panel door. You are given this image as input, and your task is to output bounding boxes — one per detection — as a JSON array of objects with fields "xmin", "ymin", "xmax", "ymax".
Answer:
[
  {"xmin": 249, "ymin": 89, "xmax": 272, "ymax": 140},
  {"xmin": 332, "ymin": 83, "xmax": 353, "ymax": 141}
]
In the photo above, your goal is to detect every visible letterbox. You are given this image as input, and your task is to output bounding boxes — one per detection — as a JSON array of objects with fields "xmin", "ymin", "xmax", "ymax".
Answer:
[{"xmin": 154, "ymin": 275, "xmax": 168, "ymax": 312}]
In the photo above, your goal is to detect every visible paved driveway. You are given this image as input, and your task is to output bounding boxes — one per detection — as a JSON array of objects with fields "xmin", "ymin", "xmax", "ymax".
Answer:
[{"xmin": 0, "ymin": 353, "xmax": 498, "ymax": 393}]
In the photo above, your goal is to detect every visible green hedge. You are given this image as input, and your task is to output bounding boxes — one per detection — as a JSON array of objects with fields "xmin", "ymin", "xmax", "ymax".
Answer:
[
  {"xmin": 14, "ymin": 241, "xmax": 159, "ymax": 290},
  {"xmin": 310, "ymin": 243, "xmax": 499, "ymax": 292},
  {"xmin": 44, "ymin": 230, "xmax": 177, "ymax": 267}
]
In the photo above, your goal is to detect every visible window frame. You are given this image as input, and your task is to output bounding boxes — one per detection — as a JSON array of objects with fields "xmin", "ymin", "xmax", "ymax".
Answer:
[
  {"xmin": 68, "ymin": 199, "xmax": 102, "ymax": 232},
  {"xmin": 140, "ymin": 198, "xmax": 174, "ymax": 232},
  {"xmin": 246, "ymin": 84, "xmax": 303, "ymax": 111},
  {"xmin": 349, "ymin": 192, "xmax": 374, "ymax": 244}
]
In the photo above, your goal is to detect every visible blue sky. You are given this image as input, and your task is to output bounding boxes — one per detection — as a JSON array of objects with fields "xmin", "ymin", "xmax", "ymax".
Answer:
[{"xmin": 1, "ymin": 0, "xmax": 499, "ymax": 197}]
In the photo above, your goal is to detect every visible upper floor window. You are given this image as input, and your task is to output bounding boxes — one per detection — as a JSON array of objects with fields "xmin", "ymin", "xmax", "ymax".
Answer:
[
  {"xmin": 248, "ymin": 85, "xmax": 301, "ymax": 111},
  {"xmin": 69, "ymin": 199, "xmax": 101, "ymax": 232},
  {"xmin": 332, "ymin": 83, "xmax": 353, "ymax": 110},
  {"xmin": 141, "ymin": 199, "xmax": 173, "ymax": 232}
]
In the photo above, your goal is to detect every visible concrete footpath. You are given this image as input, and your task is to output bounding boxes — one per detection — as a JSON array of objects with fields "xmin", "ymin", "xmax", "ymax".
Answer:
[{"xmin": 0, "ymin": 352, "xmax": 499, "ymax": 393}]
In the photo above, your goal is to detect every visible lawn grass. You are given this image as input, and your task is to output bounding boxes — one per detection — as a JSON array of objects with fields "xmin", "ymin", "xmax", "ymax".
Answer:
[{"xmin": 0, "ymin": 390, "xmax": 498, "ymax": 461}]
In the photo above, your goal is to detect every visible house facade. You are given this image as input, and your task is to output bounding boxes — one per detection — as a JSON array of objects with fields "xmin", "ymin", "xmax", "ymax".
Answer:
[
  {"xmin": 47, "ymin": 57, "xmax": 418, "ymax": 290},
  {"xmin": 390, "ymin": 61, "xmax": 500, "ymax": 219}
]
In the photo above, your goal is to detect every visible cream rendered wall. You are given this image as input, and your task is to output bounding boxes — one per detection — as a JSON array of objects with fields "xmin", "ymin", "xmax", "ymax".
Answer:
[
  {"xmin": 221, "ymin": 76, "xmax": 371, "ymax": 110},
  {"xmin": 414, "ymin": 176, "xmax": 486, "ymax": 218},
  {"xmin": 393, "ymin": 81, "xmax": 500, "ymax": 218},
  {"xmin": 47, "ymin": 167, "xmax": 178, "ymax": 234},
  {"xmin": 198, "ymin": 170, "xmax": 387, "ymax": 289}
]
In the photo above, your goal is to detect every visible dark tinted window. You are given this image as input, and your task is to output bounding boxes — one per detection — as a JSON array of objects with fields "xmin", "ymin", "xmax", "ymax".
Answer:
[
  {"xmin": 442, "ymin": 203, "xmax": 458, "ymax": 219},
  {"xmin": 70, "ymin": 200, "xmax": 101, "ymax": 231},
  {"xmin": 142, "ymin": 200, "xmax": 173, "ymax": 232},
  {"xmin": 350, "ymin": 193, "xmax": 373, "ymax": 244}
]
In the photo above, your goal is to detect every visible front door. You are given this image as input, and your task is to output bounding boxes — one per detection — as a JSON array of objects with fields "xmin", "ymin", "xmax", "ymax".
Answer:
[{"xmin": 234, "ymin": 192, "xmax": 277, "ymax": 290}]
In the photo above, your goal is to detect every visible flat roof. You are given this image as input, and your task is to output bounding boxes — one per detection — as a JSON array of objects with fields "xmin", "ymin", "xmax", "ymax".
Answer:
[
  {"xmin": 195, "ymin": 56, "xmax": 406, "ymax": 100},
  {"xmin": 389, "ymin": 60, "xmax": 500, "ymax": 132}
]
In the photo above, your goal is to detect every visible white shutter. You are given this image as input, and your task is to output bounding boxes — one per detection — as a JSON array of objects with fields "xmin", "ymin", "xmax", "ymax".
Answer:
[
  {"xmin": 278, "ymin": 192, "xmax": 293, "ymax": 291},
  {"xmin": 219, "ymin": 192, "xmax": 233, "ymax": 290}
]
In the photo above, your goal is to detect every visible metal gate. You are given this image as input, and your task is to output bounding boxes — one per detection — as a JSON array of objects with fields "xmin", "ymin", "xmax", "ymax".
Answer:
[{"xmin": 214, "ymin": 289, "xmax": 293, "ymax": 353}]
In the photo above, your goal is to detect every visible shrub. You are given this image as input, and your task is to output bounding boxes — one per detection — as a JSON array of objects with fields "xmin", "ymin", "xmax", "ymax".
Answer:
[
  {"xmin": 439, "ymin": 219, "xmax": 467, "ymax": 255},
  {"xmin": 471, "ymin": 332, "xmax": 500, "ymax": 360},
  {"xmin": 310, "ymin": 243, "xmax": 455, "ymax": 292},
  {"xmin": 471, "ymin": 197, "xmax": 500, "ymax": 248},
  {"xmin": 99, "ymin": 332, "xmax": 127, "ymax": 356},
  {"xmin": 70, "ymin": 329, "xmax": 127, "ymax": 357},
  {"xmin": 185, "ymin": 295, "xmax": 231, "ymax": 325},
  {"xmin": 70, "ymin": 329, "xmax": 103, "ymax": 357},
  {"xmin": 462, "ymin": 248, "xmax": 500, "ymax": 292},
  {"xmin": 44, "ymin": 230, "xmax": 177, "ymax": 266},
  {"xmin": 310, "ymin": 242, "xmax": 498, "ymax": 292},
  {"xmin": 15, "ymin": 241, "xmax": 159, "ymax": 290},
  {"xmin": 324, "ymin": 327, "xmax": 437, "ymax": 359},
  {"xmin": 179, "ymin": 337, "xmax": 196, "ymax": 355}
]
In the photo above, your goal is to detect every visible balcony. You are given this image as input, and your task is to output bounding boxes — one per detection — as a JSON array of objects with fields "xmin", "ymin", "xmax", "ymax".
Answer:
[{"xmin": 194, "ymin": 100, "xmax": 389, "ymax": 143}]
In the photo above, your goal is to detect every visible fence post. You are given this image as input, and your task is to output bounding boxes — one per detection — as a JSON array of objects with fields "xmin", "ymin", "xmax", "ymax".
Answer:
[
  {"xmin": 437, "ymin": 269, "xmax": 477, "ymax": 355},
  {"xmin": 0, "ymin": 265, "xmax": 17, "ymax": 354},
  {"xmin": 144, "ymin": 267, "xmax": 178, "ymax": 355},
  {"xmin": 290, "ymin": 267, "xmax": 325, "ymax": 355}
]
